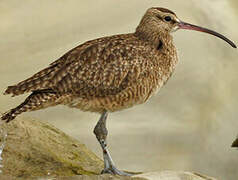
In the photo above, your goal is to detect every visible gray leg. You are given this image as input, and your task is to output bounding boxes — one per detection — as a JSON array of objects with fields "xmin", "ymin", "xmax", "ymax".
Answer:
[{"xmin": 93, "ymin": 111, "xmax": 132, "ymax": 176}]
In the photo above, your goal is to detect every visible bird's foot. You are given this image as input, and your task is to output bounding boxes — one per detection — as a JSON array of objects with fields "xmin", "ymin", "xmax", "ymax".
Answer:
[
  {"xmin": 101, "ymin": 165, "xmax": 133, "ymax": 176},
  {"xmin": 94, "ymin": 112, "xmax": 133, "ymax": 176}
]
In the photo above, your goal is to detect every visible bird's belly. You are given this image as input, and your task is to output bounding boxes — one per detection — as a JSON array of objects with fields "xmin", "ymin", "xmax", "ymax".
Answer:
[
  {"xmin": 66, "ymin": 95, "xmax": 147, "ymax": 113},
  {"xmin": 65, "ymin": 80, "xmax": 165, "ymax": 113}
]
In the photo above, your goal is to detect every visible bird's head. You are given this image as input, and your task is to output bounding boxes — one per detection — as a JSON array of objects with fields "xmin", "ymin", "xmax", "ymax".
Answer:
[{"xmin": 136, "ymin": 7, "xmax": 236, "ymax": 48}]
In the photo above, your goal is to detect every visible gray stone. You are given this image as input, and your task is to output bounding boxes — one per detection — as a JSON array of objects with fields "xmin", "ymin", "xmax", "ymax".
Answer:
[{"xmin": 133, "ymin": 171, "xmax": 217, "ymax": 180}]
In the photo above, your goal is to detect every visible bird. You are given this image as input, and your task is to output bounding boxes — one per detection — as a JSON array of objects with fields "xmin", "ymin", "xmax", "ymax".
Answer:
[{"xmin": 1, "ymin": 7, "xmax": 236, "ymax": 176}]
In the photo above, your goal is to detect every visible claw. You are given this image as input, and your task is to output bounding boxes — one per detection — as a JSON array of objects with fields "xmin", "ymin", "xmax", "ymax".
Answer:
[{"xmin": 102, "ymin": 165, "xmax": 133, "ymax": 176}]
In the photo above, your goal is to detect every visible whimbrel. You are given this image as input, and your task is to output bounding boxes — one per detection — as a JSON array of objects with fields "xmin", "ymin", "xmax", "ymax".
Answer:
[{"xmin": 1, "ymin": 7, "xmax": 236, "ymax": 175}]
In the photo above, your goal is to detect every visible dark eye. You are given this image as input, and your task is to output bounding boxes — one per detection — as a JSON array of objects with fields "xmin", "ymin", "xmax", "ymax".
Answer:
[{"xmin": 164, "ymin": 16, "xmax": 172, "ymax": 22}]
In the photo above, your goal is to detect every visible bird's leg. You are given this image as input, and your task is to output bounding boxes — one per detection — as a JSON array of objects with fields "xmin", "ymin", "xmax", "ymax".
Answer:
[{"xmin": 93, "ymin": 111, "xmax": 132, "ymax": 176}]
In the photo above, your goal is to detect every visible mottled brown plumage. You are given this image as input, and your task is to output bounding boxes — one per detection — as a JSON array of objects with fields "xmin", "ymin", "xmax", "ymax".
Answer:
[
  {"xmin": 3, "ymin": 7, "xmax": 179, "ymax": 120},
  {"xmin": 2, "ymin": 7, "xmax": 236, "ymax": 175}
]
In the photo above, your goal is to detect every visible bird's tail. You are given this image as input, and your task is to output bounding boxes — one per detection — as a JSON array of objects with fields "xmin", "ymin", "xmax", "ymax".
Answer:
[
  {"xmin": 1, "ymin": 90, "xmax": 60, "ymax": 123},
  {"xmin": 1, "ymin": 108, "xmax": 19, "ymax": 123},
  {"xmin": 4, "ymin": 63, "xmax": 60, "ymax": 97}
]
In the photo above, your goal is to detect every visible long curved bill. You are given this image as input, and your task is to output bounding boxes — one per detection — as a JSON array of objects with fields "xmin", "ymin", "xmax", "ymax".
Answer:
[{"xmin": 178, "ymin": 21, "xmax": 237, "ymax": 48}]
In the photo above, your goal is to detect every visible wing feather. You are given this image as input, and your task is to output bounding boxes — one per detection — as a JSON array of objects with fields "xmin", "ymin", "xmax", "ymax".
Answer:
[
  {"xmin": 51, "ymin": 36, "xmax": 146, "ymax": 97},
  {"xmin": 4, "ymin": 34, "xmax": 150, "ymax": 98}
]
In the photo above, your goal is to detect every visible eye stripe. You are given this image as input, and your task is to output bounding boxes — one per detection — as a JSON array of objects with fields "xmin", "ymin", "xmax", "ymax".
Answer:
[{"xmin": 156, "ymin": 15, "xmax": 163, "ymax": 20}]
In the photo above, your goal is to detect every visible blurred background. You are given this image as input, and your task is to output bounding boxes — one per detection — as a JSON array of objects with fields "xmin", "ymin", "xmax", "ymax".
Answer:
[{"xmin": 0, "ymin": 0, "xmax": 238, "ymax": 179}]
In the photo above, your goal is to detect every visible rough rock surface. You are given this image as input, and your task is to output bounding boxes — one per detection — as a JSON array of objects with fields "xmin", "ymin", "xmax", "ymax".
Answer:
[
  {"xmin": 1, "ymin": 117, "xmax": 103, "ymax": 178},
  {"xmin": 133, "ymin": 171, "xmax": 217, "ymax": 180},
  {"xmin": 0, "ymin": 117, "xmax": 218, "ymax": 180}
]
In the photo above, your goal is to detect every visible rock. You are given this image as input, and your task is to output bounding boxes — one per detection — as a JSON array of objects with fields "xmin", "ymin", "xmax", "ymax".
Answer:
[
  {"xmin": 0, "ymin": 118, "xmax": 218, "ymax": 180},
  {"xmin": 53, "ymin": 171, "xmax": 218, "ymax": 180},
  {"xmin": 1, "ymin": 117, "xmax": 103, "ymax": 178},
  {"xmin": 133, "ymin": 171, "xmax": 217, "ymax": 180},
  {"xmin": 56, "ymin": 174, "xmax": 144, "ymax": 180}
]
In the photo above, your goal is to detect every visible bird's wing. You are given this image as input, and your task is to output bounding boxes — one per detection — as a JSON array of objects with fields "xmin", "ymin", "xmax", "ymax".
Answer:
[
  {"xmin": 50, "ymin": 36, "xmax": 149, "ymax": 97},
  {"xmin": 4, "ymin": 34, "xmax": 151, "ymax": 97},
  {"xmin": 4, "ymin": 38, "xmax": 104, "ymax": 96}
]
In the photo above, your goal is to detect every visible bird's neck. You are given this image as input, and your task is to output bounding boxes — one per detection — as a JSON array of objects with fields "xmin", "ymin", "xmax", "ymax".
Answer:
[
  {"xmin": 135, "ymin": 25, "xmax": 178, "ymax": 78},
  {"xmin": 134, "ymin": 26, "xmax": 173, "ymax": 49}
]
